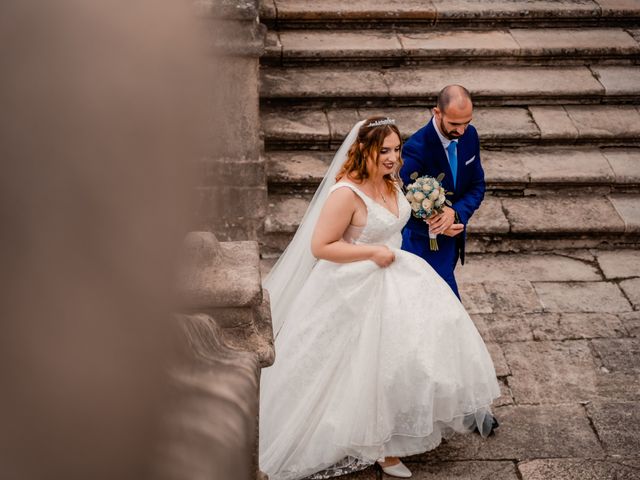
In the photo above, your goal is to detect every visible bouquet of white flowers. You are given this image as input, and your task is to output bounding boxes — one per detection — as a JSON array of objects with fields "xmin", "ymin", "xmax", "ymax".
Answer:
[{"xmin": 405, "ymin": 172, "xmax": 452, "ymax": 251}]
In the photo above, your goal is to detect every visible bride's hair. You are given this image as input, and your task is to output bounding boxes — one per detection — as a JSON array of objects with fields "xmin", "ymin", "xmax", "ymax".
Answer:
[{"xmin": 335, "ymin": 116, "xmax": 403, "ymax": 194}]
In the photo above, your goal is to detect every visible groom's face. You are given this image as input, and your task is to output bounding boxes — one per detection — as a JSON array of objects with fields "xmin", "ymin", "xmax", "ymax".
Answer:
[{"xmin": 433, "ymin": 102, "xmax": 473, "ymax": 140}]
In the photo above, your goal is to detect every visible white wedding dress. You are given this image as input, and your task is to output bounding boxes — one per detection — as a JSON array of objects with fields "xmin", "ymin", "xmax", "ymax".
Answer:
[{"xmin": 259, "ymin": 180, "xmax": 501, "ymax": 480}]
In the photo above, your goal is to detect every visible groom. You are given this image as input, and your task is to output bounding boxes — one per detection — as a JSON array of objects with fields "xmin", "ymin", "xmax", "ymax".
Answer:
[
  {"xmin": 400, "ymin": 86, "xmax": 499, "ymax": 437},
  {"xmin": 400, "ymin": 85, "xmax": 485, "ymax": 300}
]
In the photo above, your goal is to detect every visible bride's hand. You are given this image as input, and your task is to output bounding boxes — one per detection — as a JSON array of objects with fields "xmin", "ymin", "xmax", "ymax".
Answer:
[{"xmin": 370, "ymin": 246, "xmax": 395, "ymax": 268}]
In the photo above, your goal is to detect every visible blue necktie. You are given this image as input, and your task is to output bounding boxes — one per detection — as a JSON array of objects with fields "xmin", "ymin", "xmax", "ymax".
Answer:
[{"xmin": 447, "ymin": 141, "xmax": 458, "ymax": 189}]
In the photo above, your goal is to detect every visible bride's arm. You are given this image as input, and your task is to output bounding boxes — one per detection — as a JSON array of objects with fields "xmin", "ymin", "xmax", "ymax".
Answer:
[{"xmin": 311, "ymin": 188, "xmax": 394, "ymax": 267}]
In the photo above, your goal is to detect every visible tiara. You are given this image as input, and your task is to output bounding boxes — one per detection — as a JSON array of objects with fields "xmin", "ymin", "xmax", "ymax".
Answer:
[{"xmin": 366, "ymin": 117, "xmax": 396, "ymax": 127}]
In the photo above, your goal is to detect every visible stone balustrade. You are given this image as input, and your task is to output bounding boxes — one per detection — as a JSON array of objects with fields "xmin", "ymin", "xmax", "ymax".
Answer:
[{"xmin": 156, "ymin": 231, "xmax": 273, "ymax": 480}]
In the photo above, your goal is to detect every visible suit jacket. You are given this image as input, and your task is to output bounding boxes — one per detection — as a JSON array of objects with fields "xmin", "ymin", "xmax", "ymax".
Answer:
[{"xmin": 399, "ymin": 119, "xmax": 486, "ymax": 265}]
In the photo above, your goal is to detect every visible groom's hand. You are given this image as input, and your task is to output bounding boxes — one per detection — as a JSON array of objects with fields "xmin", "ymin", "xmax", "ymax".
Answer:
[
  {"xmin": 442, "ymin": 224, "xmax": 464, "ymax": 237},
  {"xmin": 426, "ymin": 206, "xmax": 456, "ymax": 234}
]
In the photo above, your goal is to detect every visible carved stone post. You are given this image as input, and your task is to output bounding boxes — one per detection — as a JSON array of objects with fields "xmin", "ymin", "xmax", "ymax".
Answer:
[
  {"xmin": 156, "ymin": 232, "xmax": 273, "ymax": 480},
  {"xmin": 193, "ymin": 0, "xmax": 267, "ymax": 242}
]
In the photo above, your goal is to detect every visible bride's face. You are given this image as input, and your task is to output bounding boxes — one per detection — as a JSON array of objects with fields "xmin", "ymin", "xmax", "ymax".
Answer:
[{"xmin": 373, "ymin": 131, "xmax": 401, "ymax": 177}]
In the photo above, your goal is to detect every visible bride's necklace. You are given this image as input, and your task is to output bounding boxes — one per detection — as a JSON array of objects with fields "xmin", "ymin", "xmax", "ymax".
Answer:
[{"xmin": 374, "ymin": 184, "xmax": 388, "ymax": 205}]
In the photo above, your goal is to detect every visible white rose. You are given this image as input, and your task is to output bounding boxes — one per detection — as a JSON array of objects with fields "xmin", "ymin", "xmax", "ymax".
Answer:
[
  {"xmin": 438, "ymin": 192, "xmax": 445, "ymax": 203},
  {"xmin": 411, "ymin": 201, "xmax": 421, "ymax": 212},
  {"xmin": 406, "ymin": 191, "xmax": 414, "ymax": 202},
  {"xmin": 422, "ymin": 198, "xmax": 433, "ymax": 210},
  {"xmin": 413, "ymin": 191, "xmax": 425, "ymax": 202},
  {"xmin": 428, "ymin": 189, "xmax": 439, "ymax": 201}
]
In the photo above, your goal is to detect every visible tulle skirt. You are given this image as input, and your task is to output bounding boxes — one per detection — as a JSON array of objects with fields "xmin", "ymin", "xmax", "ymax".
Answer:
[{"xmin": 259, "ymin": 249, "xmax": 501, "ymax": 480}]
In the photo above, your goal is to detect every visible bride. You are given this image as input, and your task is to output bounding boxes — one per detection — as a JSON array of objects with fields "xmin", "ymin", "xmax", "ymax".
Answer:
[{"xmin": 259, "ymin": 117, "xmax": 501, "ymax": 479}]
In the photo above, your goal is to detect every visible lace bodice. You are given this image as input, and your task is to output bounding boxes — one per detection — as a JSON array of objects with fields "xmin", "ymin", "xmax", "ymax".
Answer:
[{"xmin": 329, "ymin": 181, "xmax": 411, "ymax": 249}]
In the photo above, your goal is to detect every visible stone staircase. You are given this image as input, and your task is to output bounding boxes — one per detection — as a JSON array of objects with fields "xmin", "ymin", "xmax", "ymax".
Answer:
[{"xmin": 258, "ymin": 1, "xmax": 640, "ymax": 259}]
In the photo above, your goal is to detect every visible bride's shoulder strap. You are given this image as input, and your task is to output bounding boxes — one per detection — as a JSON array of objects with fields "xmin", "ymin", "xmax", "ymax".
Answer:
[{"xmin": 329, "ymin": 181, "xmax": 370, "ymax": 204}]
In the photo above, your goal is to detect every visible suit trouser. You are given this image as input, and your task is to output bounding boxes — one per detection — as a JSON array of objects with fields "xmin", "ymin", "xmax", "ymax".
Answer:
[{"xmin": 401, "ymin": 228, "xmax": 460, "ymax": 299}]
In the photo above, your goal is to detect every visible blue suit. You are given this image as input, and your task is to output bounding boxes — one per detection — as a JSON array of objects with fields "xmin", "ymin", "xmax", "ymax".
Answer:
[{"xmin": 400, "ymin": 119, "xmax": 485, "ymax": 298}]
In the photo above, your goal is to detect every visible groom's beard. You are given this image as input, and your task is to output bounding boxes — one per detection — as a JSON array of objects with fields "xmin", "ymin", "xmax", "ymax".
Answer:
[{"xmin": 439, "ymin": 117, "xmax": 463, "ymax": 140}]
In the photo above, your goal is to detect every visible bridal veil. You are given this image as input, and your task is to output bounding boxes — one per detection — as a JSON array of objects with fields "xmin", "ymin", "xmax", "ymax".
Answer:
[{"xmin": 263, "ymin": 120, "xmax": 366, "ymax": 338}]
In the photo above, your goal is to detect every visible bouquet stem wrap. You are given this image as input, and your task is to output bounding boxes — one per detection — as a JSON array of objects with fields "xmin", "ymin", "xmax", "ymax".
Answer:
[{"xmin": 428, "ymin": 227, "xmax": 439, "ymax": 251}]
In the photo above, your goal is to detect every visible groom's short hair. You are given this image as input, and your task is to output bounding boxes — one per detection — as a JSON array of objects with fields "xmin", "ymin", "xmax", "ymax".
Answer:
[{"xmin": 437, "ymin": 85, "xmax": 472, "ymax": 114}]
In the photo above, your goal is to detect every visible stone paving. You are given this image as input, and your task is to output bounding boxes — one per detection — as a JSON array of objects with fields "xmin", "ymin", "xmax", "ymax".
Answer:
[{"xmin": 316, "ymin": 249, "xmax": 640, "ymax": 480}]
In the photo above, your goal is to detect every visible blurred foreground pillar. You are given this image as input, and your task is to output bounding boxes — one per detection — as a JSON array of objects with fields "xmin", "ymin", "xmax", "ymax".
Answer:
[{"xmin": 0, "ymin": 0, "xmax": 272, "ymax": 479}]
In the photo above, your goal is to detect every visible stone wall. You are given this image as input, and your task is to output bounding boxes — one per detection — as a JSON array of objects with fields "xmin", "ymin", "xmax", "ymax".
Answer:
[{"xmin": 194, "ymin": 0, "xmax": 267, "ymax": 242}]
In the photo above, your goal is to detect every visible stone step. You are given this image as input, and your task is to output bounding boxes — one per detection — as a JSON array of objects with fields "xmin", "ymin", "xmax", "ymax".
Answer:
[
  {"xmin": 260, "ymin": 0, "xmax": 640, "ymax": 29},
  {"xmin": 261, "ymin": 65, "xmax": 640, "ymax": 107},
  {"xmin": 262, "ymin": 105, "xmax": 640, "ymax": 150},
  {"xmin": 261, "ymin": 193, "xmax": 640, "ymax": 255},
  {"xmin": 261, "ymin": 248, "xmax": 640, "ymax": 292},
  {"xmin": 264, "ymin": 27, "xmax": 640, "ymax": 66},
  {"xmin": 266, "ymin": 147, "xmax": 640, "ymax": 194}
]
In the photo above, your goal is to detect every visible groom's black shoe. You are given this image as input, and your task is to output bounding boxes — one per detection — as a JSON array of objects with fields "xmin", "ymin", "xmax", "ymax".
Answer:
[{"xmin": 472, "ymin": 415, "xmax": 499, "ymax": 437}]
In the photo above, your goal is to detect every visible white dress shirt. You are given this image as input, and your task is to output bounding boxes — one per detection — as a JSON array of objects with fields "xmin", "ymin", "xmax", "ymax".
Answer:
[{"xmin": 432, "ymin": 116, "xmax": 458, "ymax": 165}]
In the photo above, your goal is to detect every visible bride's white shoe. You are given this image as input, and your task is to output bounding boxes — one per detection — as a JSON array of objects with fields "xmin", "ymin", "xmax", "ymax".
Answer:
[{"xmin": 377, "ymin": 459, "xmax": 412, "ymax": 478}]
